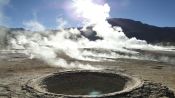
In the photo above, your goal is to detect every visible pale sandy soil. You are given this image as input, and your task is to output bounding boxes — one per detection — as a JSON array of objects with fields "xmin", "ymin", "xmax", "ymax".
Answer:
[{"xmin": 0, "ymin": 52, "xmax": 175, "ymax": 97}]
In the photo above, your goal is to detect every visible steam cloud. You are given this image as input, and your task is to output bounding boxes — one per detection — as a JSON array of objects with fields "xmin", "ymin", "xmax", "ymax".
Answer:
[
  {"xmin": 1, "ymin": 0, "xmax": 175, "ymax": 69},
  {"xmin": 23, "ymin": 20, "xmax": 45, "ymax": 32}
]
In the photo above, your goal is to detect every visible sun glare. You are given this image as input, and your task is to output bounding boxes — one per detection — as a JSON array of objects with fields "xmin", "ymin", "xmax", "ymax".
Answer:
[{"xmin": 72, "ymin": 0, "xmax": 110, "ymax": 25}]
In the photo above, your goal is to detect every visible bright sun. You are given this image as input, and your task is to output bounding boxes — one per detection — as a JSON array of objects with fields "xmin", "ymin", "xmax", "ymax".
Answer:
[{"xmin": 72, "ymin": 0, "xmax": 110, "ymax": 25}]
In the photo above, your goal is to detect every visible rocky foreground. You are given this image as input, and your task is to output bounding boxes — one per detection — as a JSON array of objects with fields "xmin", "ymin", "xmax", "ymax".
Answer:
[{"xmin": 0, "ymin": 52, "xmax": 175, "ymax": 98}]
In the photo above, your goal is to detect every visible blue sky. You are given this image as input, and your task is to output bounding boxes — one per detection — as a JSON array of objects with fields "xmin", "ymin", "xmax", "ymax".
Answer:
[{"xmin": 0, "ymin": 0, "xmax": 175, "ymax": 28}]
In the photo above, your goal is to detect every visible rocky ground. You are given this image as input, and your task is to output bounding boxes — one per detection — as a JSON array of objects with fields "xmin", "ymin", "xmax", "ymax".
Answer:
[{"xmin": 0, "ymin": 51, "xmax": 175, "ymax": 98}]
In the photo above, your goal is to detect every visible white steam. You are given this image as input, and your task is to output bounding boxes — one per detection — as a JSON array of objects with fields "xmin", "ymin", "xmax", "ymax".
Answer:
[
  {"xmin": 0, "ymin": 26, "xmax": 8, "ymax": 48},
  {"xmin": 72, "ymin": 0, "xmax": 110, "ymax": 25},
  {"xmin": 9, "ymin": 26, "xmax": 101, "ymax": 70},
  {"xmin": 23, "ymin": 20, "xmax": 45, "ymax": 32},
  {"xmin": 56, "ymin": 17, "xmax": 68, "ymax": 29},
  {"xmin": 6, "ymin": 0, "xmax": 175, "ymax": 70}
]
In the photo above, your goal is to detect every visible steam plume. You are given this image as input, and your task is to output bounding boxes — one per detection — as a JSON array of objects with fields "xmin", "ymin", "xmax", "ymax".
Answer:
[
  {"xmin": 23, "ymin": 20, "xmax": 45, "ymax": 32},
  {"xmin": 4, "ymin": 0, "xmax": 175, "ymax": 70}
]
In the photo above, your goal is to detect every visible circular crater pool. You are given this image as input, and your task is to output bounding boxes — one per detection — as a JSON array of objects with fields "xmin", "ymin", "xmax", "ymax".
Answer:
[{"xmin": 25, "ymin": 70, "xmax": 143, "ymax": 98}]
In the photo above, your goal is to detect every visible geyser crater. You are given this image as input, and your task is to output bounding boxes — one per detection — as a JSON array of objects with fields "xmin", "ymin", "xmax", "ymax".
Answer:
[{"xmin": 25, "ymin": 70, "xmax": 143, "ymax": 98}]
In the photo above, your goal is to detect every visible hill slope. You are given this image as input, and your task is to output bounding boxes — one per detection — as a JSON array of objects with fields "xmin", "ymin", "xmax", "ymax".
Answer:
[{"xmin": 108, "ymin": 18, "xmax": 175, "ymax": 44}]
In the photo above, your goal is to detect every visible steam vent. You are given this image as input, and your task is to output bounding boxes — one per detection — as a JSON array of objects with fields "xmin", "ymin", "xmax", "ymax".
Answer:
[{"xmin": 24, "ymin": 70, "xmax": 143, "ymax": 98}]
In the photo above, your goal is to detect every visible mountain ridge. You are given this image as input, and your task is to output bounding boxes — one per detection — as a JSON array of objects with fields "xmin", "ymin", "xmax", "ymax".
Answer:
[
  {"xmin": 1, "ymin": 18, "xmax": 175, "ymax": 44},
  {"xmin": 107, "ymin": 18, "xmax": 175, "ymax": 44}
]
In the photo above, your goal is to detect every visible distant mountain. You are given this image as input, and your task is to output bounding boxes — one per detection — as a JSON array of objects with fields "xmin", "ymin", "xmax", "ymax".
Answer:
[
  {"xmin": 1, "ymin": 18, "xmax": 175, "ymax": 47},
  {"xmin": 107, "ymin": 18, "xmax": 175, "ymax": 44}
]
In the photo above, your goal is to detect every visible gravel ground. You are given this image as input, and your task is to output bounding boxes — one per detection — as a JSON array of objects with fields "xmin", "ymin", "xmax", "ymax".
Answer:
[{"xmin": 0, "ymin": 52, "xmax": 175, "ymax": 98}]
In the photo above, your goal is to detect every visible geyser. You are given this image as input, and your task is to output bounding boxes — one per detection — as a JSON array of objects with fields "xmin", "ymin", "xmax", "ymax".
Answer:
[
  {"xmin": 25, "ymin": 70, "xmax": 143, "ymax": 98},
  {"xmin": 6, "ymin": 0, "xmax": 174, "ymax": 69}
]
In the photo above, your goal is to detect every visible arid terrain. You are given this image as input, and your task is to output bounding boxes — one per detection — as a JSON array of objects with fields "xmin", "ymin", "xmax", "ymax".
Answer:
[
  {"xmin": 0, "ymin": 50, "xmax": 175, "ymax": 98},
  {"xmin": 0, "ymin": 0, "xmax": 175, "ymax": 97}
]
